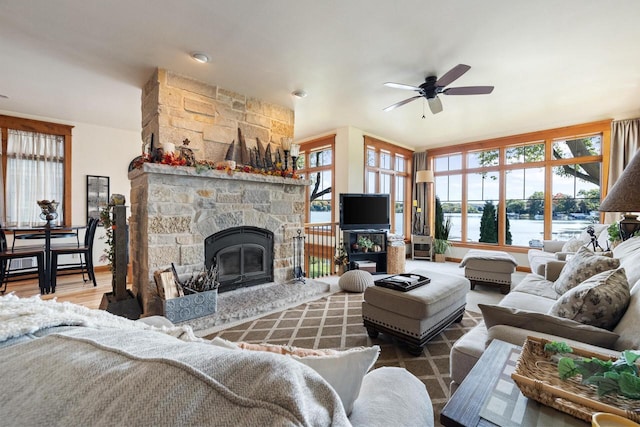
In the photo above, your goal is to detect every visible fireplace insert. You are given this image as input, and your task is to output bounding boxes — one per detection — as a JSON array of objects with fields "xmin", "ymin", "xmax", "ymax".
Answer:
[{"xmin": 204, "ymin": 226, "xmax": 274, "ymax": 293}]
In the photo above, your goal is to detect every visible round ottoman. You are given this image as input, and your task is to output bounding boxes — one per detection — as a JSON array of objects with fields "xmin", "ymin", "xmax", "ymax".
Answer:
[{"xmin": 339, "ymin": 269, "xmax": 374, "ymax": 293}]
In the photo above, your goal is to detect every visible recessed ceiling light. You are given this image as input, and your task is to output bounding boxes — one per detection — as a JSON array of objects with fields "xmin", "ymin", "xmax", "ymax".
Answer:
[
  {"xmin": 191, "ymin": 52, "xmax": 210, "ymax": 64},
  {"xmin": 291, "ymin": 90, "xmax": 307, "ymax": 99}
]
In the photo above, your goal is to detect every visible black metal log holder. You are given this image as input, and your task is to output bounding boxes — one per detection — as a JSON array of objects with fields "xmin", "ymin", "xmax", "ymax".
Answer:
[{"xmin": 293, "ymin": 229, "xmax": 305, "ymax": 283}]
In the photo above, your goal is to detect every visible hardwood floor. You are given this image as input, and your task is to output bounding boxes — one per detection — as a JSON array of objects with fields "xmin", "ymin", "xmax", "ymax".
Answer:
[{"xmin": 3, "ymin": 269, "xmax": 116, "ymax": 309}]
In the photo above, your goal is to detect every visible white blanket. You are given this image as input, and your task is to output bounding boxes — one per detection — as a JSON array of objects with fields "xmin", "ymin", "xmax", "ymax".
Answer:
[
  {"xmin": 0, "ymin": 294, "xmax": 351, "ymax": 426},
  {"xmin": 0, "ymin": 293, "xmax": 199, "ymax": 342}
]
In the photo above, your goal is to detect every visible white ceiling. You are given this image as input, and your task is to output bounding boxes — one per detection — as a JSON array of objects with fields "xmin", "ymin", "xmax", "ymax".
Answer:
[{"xmin": 1, "ymin": 1, "xmax": 639, "ymax": 151}]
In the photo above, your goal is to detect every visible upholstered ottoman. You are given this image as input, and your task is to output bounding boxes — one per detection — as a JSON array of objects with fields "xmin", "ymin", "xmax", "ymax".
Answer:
[
  {"xmin": 459, "ymin": 249, "xmax": 517, "ymax": 294},
  {"xmin": 362, "ymin": 269, "xmax": 469, "ymax": 355}
]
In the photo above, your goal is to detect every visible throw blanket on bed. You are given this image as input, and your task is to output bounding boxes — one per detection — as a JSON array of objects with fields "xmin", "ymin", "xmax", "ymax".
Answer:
[
  {"xmin": 0, "ymin": 293, "xmax": 199, "ymax": 342},
  {"xmin": 0, "ymin": 295, "xmax": 351, "ymax": 426}
]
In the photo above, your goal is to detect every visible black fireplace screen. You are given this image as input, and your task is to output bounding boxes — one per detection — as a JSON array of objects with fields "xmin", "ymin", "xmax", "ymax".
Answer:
[{"xmin": 204, "ymin": 226, "xmax": 274, "ymax": 293}]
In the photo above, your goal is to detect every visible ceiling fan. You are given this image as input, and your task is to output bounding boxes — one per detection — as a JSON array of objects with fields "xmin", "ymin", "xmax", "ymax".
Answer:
[{"xmin": 383, "ymin": 64, "xmax": 494, "ymax": 114}]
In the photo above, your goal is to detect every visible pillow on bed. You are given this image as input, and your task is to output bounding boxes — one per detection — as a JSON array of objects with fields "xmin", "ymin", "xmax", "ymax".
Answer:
[
  {"xmin": 478, "ymin": 304, "xmax": 619, "ymax": 348},
  {"xmin": 210, "ymin": 337, "xmax": 379, "ymax": 415},
  {"xmin": 553, "ymin": 246, "xmax": 620, "ymax": 295},
  {"xmin": 549, "ymin": 268, "xmax": 630, "ymax": 330}
]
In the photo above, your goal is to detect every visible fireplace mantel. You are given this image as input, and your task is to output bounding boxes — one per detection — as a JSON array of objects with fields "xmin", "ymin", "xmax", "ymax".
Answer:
[{"xmin": 129, "ymin": 162, "xmax": 310, "ymax": 316}]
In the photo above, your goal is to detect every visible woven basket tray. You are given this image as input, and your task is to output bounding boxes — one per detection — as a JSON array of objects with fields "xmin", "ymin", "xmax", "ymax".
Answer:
[{"xmin": 511, "ymin": 337, "xmax": 640, "ymax": 423}]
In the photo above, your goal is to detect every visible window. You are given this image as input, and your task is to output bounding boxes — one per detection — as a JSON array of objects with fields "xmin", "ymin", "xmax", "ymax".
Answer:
[
  {"xmin": 298, "ymin": 135, "xmax": 335, "ymax": 224},
  {"xmin": 429, "ymin": 120, "xmax": 610, "ymax": 249},
  {"xmin": 0, "ymin": 115, "xmax": 73, "ymax": 226},
  {"xmin": 364, "ymin": 136, "xmax": 413, "ymax": 236}
]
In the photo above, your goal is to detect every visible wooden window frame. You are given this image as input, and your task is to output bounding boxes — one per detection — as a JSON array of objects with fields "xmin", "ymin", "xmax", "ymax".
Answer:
[
  {"xmin": 299, "ymin": 134, "xmax": 336, "ymax": 225},
  {"xmin": 0, "ymin": 115, "xmax": 73, "ymax": 226},
  {"xmin": 428, "ymin": 120, "xmax": 611, "ymax": 253},
  {"xmin": 363, "ymin": 136, "xmax": 413, "ymax": 238}
]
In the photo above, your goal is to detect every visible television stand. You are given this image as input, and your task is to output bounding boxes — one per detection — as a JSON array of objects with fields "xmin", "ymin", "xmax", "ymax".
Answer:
[{"xmin": 343, "ymin": 230, "xmax": 388, "ymax": 274}]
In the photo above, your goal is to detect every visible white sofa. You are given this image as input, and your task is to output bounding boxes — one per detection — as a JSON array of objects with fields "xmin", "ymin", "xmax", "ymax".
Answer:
[
  {"xmin": 451, "ymin": 235, "xmax": 640, "ymax": 392},
  {"xmin": 0, "ymin": 294, "xmax": 433, "ymax": 427},
  {"xmin": 527, "ymin": 223, "xmax": 611, "ymax": 276}
]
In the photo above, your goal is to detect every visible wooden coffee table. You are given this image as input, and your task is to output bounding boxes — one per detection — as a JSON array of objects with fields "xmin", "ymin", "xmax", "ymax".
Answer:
[{"xmin": 441, "ymin": 339, "xmax": 589, "ymax": 427}]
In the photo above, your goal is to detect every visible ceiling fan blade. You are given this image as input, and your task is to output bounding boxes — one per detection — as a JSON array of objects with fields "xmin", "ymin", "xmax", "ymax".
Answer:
[
  {"xmin": 435, "ymin": 64, "xmax": 471, "ymax": 87},
  {"xmin": 428, "ymin": 96, "xmax": 443, "ymax": 114},
  {"xmin": 443, "ymin": 86, "xmax": 494, "ymax": 95},
  {"xmin": 383, "ymin": 96, "xmax": 422, "ymax": 112},
  {"xmin": 384, "ymin": 82, "xmax": 421, "ymax": 91}
]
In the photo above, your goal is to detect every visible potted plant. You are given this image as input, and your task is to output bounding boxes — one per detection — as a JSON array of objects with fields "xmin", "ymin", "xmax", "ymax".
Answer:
[
  {"xmin": 334, "ymin": 240, "xmax": 349, "ymax": 275},
  {"xmin": 357, "ymin": 236, "xmax": 374, "ymax": 253},
  {"xmin": 433, "ymin": 210, "xmax": 452, "ymax": 262},
  {"xmin": 607, "ymin": 222, "xmax": 622, "ymax": 249}
]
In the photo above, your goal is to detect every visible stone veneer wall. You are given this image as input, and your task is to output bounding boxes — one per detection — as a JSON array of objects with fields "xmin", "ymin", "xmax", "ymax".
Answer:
[
  {"xmin": 129, "ymin": 163, "xmax": 309, "ymax": 316},
  {"xmin": 141, "ymin": 68, "xmax": 294, "ymax": 162}
]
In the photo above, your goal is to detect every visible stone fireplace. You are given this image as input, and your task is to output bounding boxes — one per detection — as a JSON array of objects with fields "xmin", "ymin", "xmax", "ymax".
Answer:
[
  {"xmin": 129, "ymin": 163, "xmax": 309, "ymax": 315},
  {"xmin": 131, "ymin": 68, "xmax": 304, "ymax": 316}
]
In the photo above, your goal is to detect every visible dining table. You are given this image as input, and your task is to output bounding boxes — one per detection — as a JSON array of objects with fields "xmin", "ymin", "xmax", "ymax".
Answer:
[{"xmin": 4, "ymin": 223, "xmax": 87, "ymax": 294}]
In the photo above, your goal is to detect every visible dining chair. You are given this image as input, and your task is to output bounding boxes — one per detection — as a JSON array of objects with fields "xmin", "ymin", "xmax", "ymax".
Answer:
[
  {"xmin": 50, "ymin": 217, "xmax": 100, "ymax": 291},
  {"xmin": 0, "ymin": 229, "xmax": 47, "ymax": 294}
]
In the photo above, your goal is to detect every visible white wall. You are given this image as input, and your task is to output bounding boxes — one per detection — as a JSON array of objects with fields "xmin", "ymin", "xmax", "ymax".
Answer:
[{"xmin": 1, "ymin": 110, "xmax": 141, "ymax": 267}]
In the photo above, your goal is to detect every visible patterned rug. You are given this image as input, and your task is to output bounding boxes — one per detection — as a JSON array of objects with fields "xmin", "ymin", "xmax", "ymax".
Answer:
[{"xmin": 205, "ymin": 291, "xmax": 483, "ymax": 427}]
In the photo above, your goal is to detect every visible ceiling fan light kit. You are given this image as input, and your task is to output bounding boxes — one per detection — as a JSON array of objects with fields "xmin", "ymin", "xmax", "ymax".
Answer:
[{"xmin": 383, "ymin": 64, "xmax": 493, "ymax": 114}]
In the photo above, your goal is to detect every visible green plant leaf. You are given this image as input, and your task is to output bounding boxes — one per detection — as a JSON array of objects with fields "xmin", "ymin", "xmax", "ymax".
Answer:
[
  {"xmin": 575, "ymin": 357, "xmax": 613, "ymax": 382},
  {"xmin": 558, "ymin": 357, "xmax": 579, "ymax": 380},
  {"xmin": 619, "ymin": 372, "xmax": 640, "ymax": 399},
  {"xmin": 621, "ymin": 350, "xmax": 640, "ymax": 366},
  {"xmin": 544, "ymin": 342, "xmax": 573, "ymax": 354},
  {"xmin": 585, "ymin": 375, "xmax": 620, "ymax": 397}
]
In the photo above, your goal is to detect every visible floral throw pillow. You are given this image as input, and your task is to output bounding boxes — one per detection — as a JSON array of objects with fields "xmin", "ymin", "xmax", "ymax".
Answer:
[
  {"xmin": 549, "ymin": 268, "xmax": 630, "ymax": 330},
  {"xmin": 553, "ymin": 246, "xmax": 620, "ymax": 295}
]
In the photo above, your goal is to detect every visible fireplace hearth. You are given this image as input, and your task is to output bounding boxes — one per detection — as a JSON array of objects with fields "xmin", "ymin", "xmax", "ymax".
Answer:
[{"xmin": 205, "ymin": 226, "xmax": 274, "ymax": 293}]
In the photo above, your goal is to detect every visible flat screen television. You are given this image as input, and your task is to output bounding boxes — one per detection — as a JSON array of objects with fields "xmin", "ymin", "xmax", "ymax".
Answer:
[{"xmin": 339, "ymin": 193, "xmax": 390, "ymax": 230}]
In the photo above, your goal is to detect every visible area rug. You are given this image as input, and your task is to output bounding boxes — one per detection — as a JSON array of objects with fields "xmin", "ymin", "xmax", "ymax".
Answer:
[
  {"xmin": 206, "ymin": 291, "xmax": 483, "ymax": 427},
  {"xmin": 178, "ymin": 279, "xmax": 332, "ymax": 336}
]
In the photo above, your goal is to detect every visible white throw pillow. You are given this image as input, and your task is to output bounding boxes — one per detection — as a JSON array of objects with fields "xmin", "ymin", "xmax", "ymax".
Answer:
[
  {"xmin": 549, "ymin": 268, "xmax": 630, "ymax": 330},
  {"xmin": 210, "ymin": 337, "xmax": 380, "ymax": 415}
]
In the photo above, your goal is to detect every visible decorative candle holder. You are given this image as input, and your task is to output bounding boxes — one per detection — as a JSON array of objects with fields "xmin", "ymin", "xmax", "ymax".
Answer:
[
  {"xmin": 281, "ymin": 137, "xmax": 292, "ymax": 171},
  {"xmin": 290, "ymin": 143, "xmax": 300, "ymax": 173},
  {"xmin": 37, "ymin": 200, "xmax": 59, "ymax": 225}
]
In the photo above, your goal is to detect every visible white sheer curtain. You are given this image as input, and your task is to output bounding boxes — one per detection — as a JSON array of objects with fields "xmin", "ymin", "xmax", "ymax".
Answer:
[{"xmin": 6, "ymin": 129, "xmax": 64, "ymax": 226}]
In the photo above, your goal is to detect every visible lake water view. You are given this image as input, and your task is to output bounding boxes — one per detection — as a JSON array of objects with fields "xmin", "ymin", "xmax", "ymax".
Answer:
[{"xmin": 310, "ymin": 211, "xmax": 593, "ymax": 246}]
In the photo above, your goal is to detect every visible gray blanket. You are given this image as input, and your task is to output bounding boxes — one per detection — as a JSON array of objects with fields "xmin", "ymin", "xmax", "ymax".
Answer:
[{"xmin": 0, "ymin": 327, "xmax": 351, "ymax": 426}]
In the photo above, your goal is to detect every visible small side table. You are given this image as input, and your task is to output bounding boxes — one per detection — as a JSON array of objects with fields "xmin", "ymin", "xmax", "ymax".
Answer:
[
  {"xmin": 411, "ymin": 234, "xmax": 432, "ymax": 261},
  {"xmin": 386, "ymin": 244, "xmax": 406, "ymax": 274}
]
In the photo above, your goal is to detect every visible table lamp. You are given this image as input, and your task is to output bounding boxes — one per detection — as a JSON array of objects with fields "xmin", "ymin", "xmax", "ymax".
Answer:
[{"xmin": 599, "ymin": 148, "xmax": 640, "ymax": 240}]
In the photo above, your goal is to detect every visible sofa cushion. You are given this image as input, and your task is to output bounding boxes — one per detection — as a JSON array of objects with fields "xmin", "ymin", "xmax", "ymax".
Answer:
[
  {"xmin": 210, "ymin": 337, "xmax": 379, "ymax": 415},
  {"xmin": 549, "ymin": 268, "xmax": 630, "ymax": 330},
  {"xmin": 613, "ymin": 285, "xmax": 640, "ymax": 351},
  {"xmin": 553, "ymin": 246, "xmax": 620, "ymax": 295},
  {"xmin": 510, "ymin": 275, "xmax": 558, "ymax": 300},
  {"xmin": 479, "ymin": 304, "xmax": 619, "ymax": 348},
  {"xmin": 613, "ymin": 235, "xmax": 640, "ymax": 289}
]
